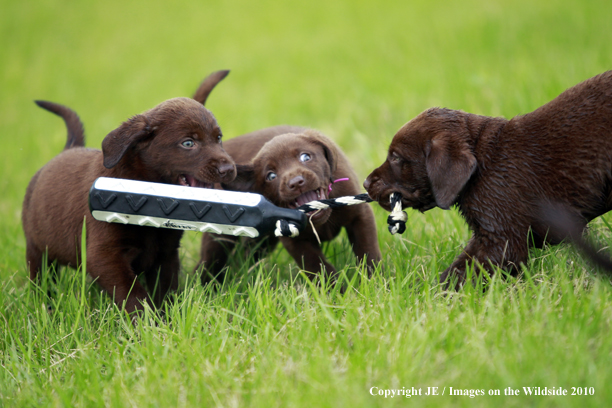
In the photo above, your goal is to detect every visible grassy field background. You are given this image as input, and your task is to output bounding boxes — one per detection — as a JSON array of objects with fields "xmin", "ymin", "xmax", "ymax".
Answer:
[{"xmin": 2, "ymin": 0, "xmax": 612, "ymax": 406}]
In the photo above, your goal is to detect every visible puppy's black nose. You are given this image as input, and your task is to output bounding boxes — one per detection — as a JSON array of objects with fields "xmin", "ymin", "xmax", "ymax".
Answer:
[
  {"xmin": 288, "ymin": 175, "xmax": 305, "ymax": 191},
  {"xmin": 217, "ymin": 163, "xmax": 235, "ymax": 177}
]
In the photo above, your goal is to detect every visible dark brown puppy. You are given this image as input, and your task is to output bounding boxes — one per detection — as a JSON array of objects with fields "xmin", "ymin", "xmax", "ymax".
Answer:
[
  {"xmin": 364, "ymin": 71, "xmax": 612, "ymax": 286},
  {"xmin": 197, "ymin": 126, "xmax": 382, "ymax": 282},
  {"xmin": 22, "ymin": 95, "xmax": 236, "ymax": 314}
]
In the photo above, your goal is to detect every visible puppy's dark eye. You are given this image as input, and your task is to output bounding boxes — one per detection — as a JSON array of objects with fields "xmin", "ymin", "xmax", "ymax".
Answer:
[
  {"xmin": 182, "ymin": 139, "xmax": 195, "ymax": 148},
  {"xmin": 217, "ymin": 134, "xmax": 222, "ymax": 143},
  {"xmin": 390, "ymin": 153, "xmax": 402, "ymax": 163},
  {"xmin": 266, "ymin": 172, "xmax": 277, "ymax": 181},
  {"xmin": 299, "ymin": 153, "xmax": 311, "ymax": 162}
]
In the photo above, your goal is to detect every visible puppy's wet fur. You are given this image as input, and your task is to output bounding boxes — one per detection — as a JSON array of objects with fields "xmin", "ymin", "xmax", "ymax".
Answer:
[
  {"xmin": 193, "ymin": 121, "xmax": 382, "ymax": 282},
  {"xmin": 364, "ymin": 71, "xmax": 612, "ymax": 286},
  {"xmin": 23, "ymin": 79, "xmax": 235, "ymax": 314}
]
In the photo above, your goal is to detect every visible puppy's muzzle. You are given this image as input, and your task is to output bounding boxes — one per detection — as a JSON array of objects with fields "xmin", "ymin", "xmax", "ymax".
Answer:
[{"xmin": 217, "ymin": 163, "xmax": 235, "ymax": 177}]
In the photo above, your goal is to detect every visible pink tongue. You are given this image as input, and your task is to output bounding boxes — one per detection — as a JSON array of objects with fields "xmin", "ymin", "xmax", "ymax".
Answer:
[
  {"xmin": 296, "ymin": 190, "xmax": 318, "ymax": 207},
  {"xmin": 185, "ymin": 175, "xmax": 197, "ymax": 187},
  {"xmin": 183, "ymin": 175, "xmax": 211, "ymax": 188}
]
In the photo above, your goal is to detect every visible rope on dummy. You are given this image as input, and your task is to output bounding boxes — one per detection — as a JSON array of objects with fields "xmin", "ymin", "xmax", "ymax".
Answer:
[
  {"xmin": 387, "ymin": 192, "xmax": 407, "ymax": 235},
  {"xmin": 274, "ymin": 192, "xmax": 407, "ymax": 237},
  {"xmin": 274, "ymin": 193, "xmax": 373, "ymax": 237}
]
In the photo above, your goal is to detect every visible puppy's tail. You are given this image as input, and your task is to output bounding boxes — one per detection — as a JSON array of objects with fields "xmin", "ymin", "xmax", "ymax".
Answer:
[
  {"xmin": 538, "ymin": 201, "xmax": 612, "ymax": 271},
  {"xmin": 193, "ymin": 70, "xmax": 230, "ymax": 105},
  {"xmin": 35, "ymin": 100, "xmax": 85, "ymax": 150}
]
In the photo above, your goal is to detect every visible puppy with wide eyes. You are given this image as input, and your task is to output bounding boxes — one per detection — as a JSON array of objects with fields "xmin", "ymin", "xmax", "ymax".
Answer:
[
  {"xmin": 364, "ymin": 71, "xmax": 612, "ymax": 287},
  {"xmin": 22, "ymin": 85, "xmax": 235, "ymax": 313},
  {"xmin": 197, "ymin": 126, "xmax": 382, "ymax": 282}
]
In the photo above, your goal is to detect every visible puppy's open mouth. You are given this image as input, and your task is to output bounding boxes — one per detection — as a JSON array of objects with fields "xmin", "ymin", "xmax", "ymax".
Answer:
[
  {"xmin": 287, "ymin": 187, "xmax": 330, "ymax": 221},
  {"xmin": 288, "ymin": 187, "xmax": 327, "ymax": 210},
  {"xmin": 178, "ymin": 174, "xmax": 213, "ymax": 189},
  {"xmin": 378, "ymin": 190, "xmax": 435, "ymax": 213}
]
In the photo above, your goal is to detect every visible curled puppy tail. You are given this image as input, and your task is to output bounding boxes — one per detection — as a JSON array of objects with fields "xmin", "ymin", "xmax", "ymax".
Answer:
[
  {"xmin": 193, "ymin": 70, "xmax": 230, "ymax": 105},
  {"xmin": 35, "ymin": 100, "xmax": 85, "ymax": 150},
  {"xmin": 538, "ymin": 201, "xmax": 612, "ymax": 271}
]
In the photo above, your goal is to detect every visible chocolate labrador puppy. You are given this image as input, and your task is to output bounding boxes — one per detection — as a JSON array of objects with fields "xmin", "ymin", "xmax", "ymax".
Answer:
[
  {"xmin": 23, "ymin": 89, "xmax": 235, "ymax": 313},
  {"xmin": 364, "ymin": 71, "xmax": 612, "ymax": 286},
  {"xmin": 196, "ymin": 126, "xmax": 382, "ymax": 282}
]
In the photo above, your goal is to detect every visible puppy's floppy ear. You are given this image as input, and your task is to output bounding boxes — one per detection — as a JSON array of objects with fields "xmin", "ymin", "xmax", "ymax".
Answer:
[
  {"xmin": 425, "ymin": 133, "xmax": 477, "ymax": 209},
  {"xmin": 301, "ymin": 130, "xmax": 338, "ymax": 174},
  {"xmin": 102, "ymin": 115, "xmax": 152, "ymax": 169},
  {"xmin": 221, "ymin": 164, "xmax": 255, "ymax": 192}
]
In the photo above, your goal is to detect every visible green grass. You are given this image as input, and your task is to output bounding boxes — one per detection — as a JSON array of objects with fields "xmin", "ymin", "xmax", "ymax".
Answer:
[{"xmin": 2, "ymin": 0, "xmax": 612, "ymax": 406}]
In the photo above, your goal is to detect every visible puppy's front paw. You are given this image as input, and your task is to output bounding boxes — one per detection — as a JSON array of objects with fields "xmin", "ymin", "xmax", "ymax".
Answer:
[{"xmin": 439, "ymin": 267, "xmax": 465, "ymax": 290}]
